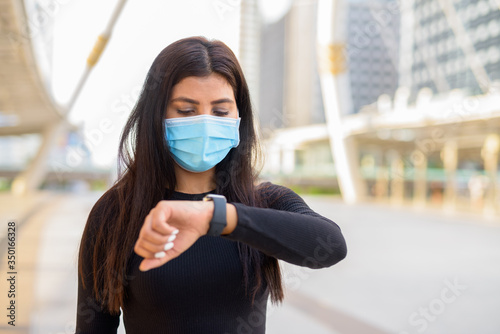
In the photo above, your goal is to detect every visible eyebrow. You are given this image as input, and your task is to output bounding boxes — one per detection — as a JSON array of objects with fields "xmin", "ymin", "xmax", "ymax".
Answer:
[{"xmin": 170, "ymin": 97, "xmax": 235, "ymax": 105}]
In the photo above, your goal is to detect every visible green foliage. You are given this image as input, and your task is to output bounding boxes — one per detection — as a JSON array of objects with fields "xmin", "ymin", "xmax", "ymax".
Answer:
[
  {"xmin": 288, "ymin": 184, "xmax": 341, "ymax": 196},
  {"xmin": 90, "ymin": 179, "xmax": 108, "ymax": 191},
  {"xmin": 0, "ymin": 178, "xmax": 11, "ymax": 191}
]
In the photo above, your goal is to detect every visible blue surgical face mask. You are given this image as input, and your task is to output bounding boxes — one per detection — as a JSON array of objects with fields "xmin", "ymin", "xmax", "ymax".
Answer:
[{"xmin": 165, "ymin": 115, "xmax": 240, "ymax": 173}]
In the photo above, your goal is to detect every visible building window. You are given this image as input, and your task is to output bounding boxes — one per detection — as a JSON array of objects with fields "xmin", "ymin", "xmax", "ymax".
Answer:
[
  {"xmin": 489, "ymin": 0, "xmax": 500, "ymax": 10},
  {"xmin": 439, "ymin": 17, "xmax": 448, "ymax": 34},
  {"xmin": 488, "ymin": 45, "xmax": 500, "ymax": 64},
  {"xmin": 475, "ymin": 24, "xmax": 489, "ymax": 43},
  {"xmin": 477, "ymin": 0, "xmax": 490, "ymax": 16},
  {"xmin": 476, "ymin": 48, "xmax": 487, "ymax": 65},
  {"xmin": 437, "ymin": 40, "xmax": 444, "ymax": 55},
  {"xmin": 447, "ymin": 36, "xmax": 456, "ymax": 51},
  {"xmin": 488, "ymin": 19, "xmax": 500, "ymax": 37},
  {"xmin": 445, "ymin": 60, "xmax": 453, "ymax": 75},
  {"xmin": 467, "ymin": 3, "xmax": 478, "ymax": 21},
  {"xmin": 422, "ymin": 69, "xmax": 429, "ymax": 81}
]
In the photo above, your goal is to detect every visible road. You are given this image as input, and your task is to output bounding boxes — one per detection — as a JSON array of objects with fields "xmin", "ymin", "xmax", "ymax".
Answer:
[{"xmin": 0, "ymin": 191, "xmax": 499, "ymax": 334}]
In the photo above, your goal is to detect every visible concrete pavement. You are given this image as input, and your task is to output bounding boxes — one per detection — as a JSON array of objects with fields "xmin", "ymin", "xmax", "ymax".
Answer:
[
  {"xmin": 0, "ymin": 191, "xmax": 499, "ymax": 333},
  {"xmin": 272, "ymin": 196, "xmax": 500, "ymax": 334}
]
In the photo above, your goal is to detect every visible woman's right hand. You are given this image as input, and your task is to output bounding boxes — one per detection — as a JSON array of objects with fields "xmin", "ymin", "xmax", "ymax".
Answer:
[{"xmin": 133, "ymin": 200, "xmax": 213, "ymax": 272}]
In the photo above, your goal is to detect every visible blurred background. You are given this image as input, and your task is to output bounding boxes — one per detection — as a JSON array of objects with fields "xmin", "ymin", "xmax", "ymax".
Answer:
[{"xmin": 0, "ymin": 0, "xmax": 499, "ymax": 333}]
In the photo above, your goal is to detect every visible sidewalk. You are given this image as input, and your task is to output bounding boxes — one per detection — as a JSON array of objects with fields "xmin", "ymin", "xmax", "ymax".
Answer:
[
  {"xmin": 272, "ymin": 195, "xmax": 500, "ymax": 334},
  {"xmin": 1, "ymin": 191, "xmax": 499, "ymax": 333},
  {"xmin": 0, "ymin": 191, "xmax": 100, "ymax": 334}
]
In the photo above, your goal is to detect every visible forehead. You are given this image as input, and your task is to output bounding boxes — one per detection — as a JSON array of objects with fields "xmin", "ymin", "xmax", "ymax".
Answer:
[{"xmin": 170, "ymin": 74, "xmax": 234, "ymax": 100}]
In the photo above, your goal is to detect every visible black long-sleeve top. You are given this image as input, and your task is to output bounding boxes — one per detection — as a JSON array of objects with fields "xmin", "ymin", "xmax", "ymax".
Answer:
[{"xmin": 75, "ymin": 182, "xmax": 347, "ymax": 333}]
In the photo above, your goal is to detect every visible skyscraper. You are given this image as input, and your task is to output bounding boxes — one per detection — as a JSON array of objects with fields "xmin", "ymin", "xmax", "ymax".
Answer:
[
  {"xmin": 258, "ymin": 15, "xmax": 286, "ymax": 133},
  {"xmin": 399, "ymin": 0, "xmax": 500, "ymax": 99},
  {"xmin": 283, "ymin": 0, "xmax": 325, "ymax": 126},
  {"xmin": 346, "ymin": 0, "xmax": 400, "ymax": 114},
  {"xmin": 258, "ymin": 0, "xmax": 401, "ymax": 124},
  {"xmin": 259, "ymin": 0, "xmax": 325, "ymax": 132},
  {"xmin": 239, "ymin": 0, "xmax": 261, "ymax": 110}
]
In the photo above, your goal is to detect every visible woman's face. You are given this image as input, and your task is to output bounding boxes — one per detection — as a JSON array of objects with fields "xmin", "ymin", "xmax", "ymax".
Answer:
[{"xmin": 166, "ymin": 74, "xmax": 238, "ymax": 119}]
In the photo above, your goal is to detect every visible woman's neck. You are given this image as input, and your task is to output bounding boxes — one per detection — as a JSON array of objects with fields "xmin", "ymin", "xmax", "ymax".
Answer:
[{"xmin": 173, "ymin": 163, "xmax": 216, "ymax": 194}]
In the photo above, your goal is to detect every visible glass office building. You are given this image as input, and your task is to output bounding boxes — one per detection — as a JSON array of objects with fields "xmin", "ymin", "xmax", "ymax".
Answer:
[
  {"xmin": 346, "ymin": 0, "xmax": 400, "ymax": 114},
  {"xmin": 399, "ymin": 0, "xmax": 500, "ymax": 99}
]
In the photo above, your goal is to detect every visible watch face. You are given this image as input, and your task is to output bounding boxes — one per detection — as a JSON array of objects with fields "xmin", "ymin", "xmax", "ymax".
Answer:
[
  {"xmin": 208, "ymin": 194, "xmax": 225, "ymax": 199},
  {"xmin": 204, "ymin": 194, "xmax": 226, "ymax": 201},
  {"xmin": 205, "ymin": 194, "xmax": 227, "ymax": 236}
]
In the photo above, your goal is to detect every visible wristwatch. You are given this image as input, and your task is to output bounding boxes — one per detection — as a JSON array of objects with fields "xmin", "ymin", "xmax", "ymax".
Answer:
[{"xmin": 203, "ymin": 194, "xmax": 227, "ymax": 236}]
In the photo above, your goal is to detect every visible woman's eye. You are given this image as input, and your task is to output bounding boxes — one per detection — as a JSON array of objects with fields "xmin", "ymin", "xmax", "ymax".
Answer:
[
  {"xmin": 177, "ymin": 109, "xmax": 195, "ymax": 115},
  {"xmin": 213, "ymin": 110, "xmax": 229, "ymax": 116}
]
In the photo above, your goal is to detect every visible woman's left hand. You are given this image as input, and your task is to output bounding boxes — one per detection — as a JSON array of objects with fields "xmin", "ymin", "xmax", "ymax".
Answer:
[{"xmin": 134, "ymin": 200, "xmax": 213, "ymax": 272}]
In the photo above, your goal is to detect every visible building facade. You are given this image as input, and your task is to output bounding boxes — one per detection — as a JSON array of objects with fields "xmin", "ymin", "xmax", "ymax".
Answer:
[
  {"xmin": 399, "ymin": 0, "xmax": 500, "ymax": 99},
  {"xmin": 346, "ymin": 0, "xmax": 400, "ymax": 114}
]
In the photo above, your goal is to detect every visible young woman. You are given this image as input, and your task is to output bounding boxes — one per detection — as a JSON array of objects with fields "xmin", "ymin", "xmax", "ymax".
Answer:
[{"xmin": 76, "ymin": 36, "xmax": 347, "ymax": 334}]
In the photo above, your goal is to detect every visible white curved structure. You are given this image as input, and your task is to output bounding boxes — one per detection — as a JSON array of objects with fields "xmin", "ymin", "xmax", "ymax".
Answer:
[
  {"xmin": 1, "ymin": 0, "xmax": 128, "ymax": 195},
  {"xmin": 0, "ymin": 0, "xmax": 63, "ymax": 136},
  {"xmin": 316, "ymin": 0, "xmax": 365, "ymax": 203}
]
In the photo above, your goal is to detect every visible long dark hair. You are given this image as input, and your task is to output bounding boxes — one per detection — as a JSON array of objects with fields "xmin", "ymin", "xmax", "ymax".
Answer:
[{"xmin": 78, "ymin": 36, "xmax": 283, "ymax": 314}]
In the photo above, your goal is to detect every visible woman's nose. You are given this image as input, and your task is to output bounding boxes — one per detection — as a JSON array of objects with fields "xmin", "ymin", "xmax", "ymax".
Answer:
[{"xmin": 197, "ymin": 107, "xmax": 212, "ymax": 116}]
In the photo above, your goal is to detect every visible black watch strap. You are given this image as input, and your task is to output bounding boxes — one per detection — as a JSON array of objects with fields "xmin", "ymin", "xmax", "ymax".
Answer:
[{"xmin": 203, "ymin": 194, "xmax": 227, "ymax": 236}]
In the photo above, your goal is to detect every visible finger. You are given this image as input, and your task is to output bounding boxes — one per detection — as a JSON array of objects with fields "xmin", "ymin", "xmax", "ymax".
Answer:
[
  {"xmin": 136, "ymin": 237, "xmax": 167, "ymax": 254},
  {"xmin": 149, "ymin": 205, "xmax": 178, "ymax": 235},
  {"xmin": 139, "ymin": 247, "xmax": 182, "ymax": 272},
  {"xmin": 135, "ymin": 233, "xmax": 178, "ymax": 256},
  {"xmin": 134, "ymin": 243, "xmax": 157, "ymax": 260},
  {"xmin": 134, "ymin": 242, "xmax": 175, "ymax": 259},
  {"xmin": 139, "ymin": 257, "xmax": 168, "ymax": 272},
  {"xmin": 141, "ymin": 228, "xmax": 178, "ymax": 245},
  {"xmin": 139, "ymin": 248, "xmax": 178, "ymax": 271}
]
